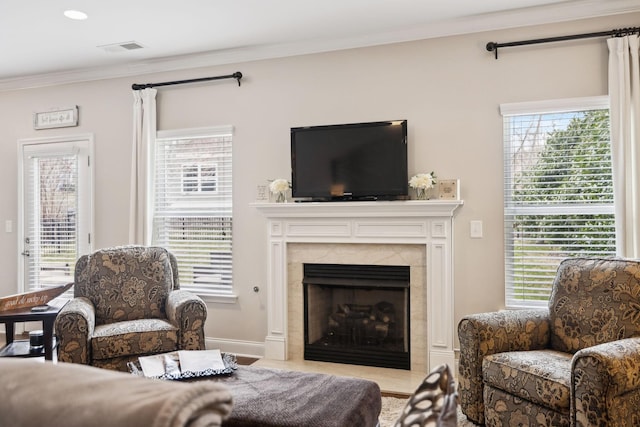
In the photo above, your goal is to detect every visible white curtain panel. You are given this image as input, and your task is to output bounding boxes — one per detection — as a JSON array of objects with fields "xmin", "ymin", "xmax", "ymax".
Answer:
[
  {"xmin": 129, "ymin": 88, "xmax": 157, "ymax": 245},
  {"xmin": 608, "ymin": 35, "xmax": 640, "ymax": 258}
]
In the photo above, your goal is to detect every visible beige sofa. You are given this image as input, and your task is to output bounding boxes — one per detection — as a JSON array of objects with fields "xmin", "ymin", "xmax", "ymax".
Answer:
[
  {"xmin": 458, "ymin": 257, "xmax": 640, "ymax": 426},
  {"xmin": 0, "ymin": 358, "xmax": 232, "ymax": 427}
]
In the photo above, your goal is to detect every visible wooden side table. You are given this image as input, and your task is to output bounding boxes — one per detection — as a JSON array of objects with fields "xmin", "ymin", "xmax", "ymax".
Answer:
[{"xmin": 0, "ymin": 298, "xmax": 68, "ymax": 360}]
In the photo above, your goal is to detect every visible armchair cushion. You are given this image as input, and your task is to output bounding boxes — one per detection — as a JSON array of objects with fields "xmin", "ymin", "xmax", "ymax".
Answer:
[
  {"xmin": 91, "ymin": 319, "xmax": 178, "ymax": 360},
  {"xmin": 549, "ymin": 257, "xmax": 640, "ymax": 353},
  {"xmin": 75, "ymin": 246, "xmax": 174, "ymax": 325},
  {"xmin": 483, "ymin": 349, "xmax": 572, "ymax": 411}
]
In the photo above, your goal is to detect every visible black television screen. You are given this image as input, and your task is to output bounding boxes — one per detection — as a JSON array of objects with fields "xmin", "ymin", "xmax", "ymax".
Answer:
[{"xmin": 291, "ymin": 120, "xmax": 408, "ymax": 201}]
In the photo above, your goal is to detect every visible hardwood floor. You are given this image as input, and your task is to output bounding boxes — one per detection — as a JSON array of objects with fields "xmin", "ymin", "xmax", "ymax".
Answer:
[
  {"xmin": 235, "ymin": 355, "xmax": 259, "ymax": 366},
  {"xmin": 0, "ymin": 335, "xmax": 410, "ymax": 397}
]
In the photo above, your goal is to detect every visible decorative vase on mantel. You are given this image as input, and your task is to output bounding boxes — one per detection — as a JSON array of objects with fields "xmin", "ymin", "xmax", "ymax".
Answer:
[
  {"xmin": 275, "ymin": 191, "xmax": 287, "ymax": 203},
  {"xmin": 415, "ymin": 187, "xmax": 429, "ymax": 200},
  {"xmin": 409, "ymin": 172, "xmax": 436, "ymax": 201}
]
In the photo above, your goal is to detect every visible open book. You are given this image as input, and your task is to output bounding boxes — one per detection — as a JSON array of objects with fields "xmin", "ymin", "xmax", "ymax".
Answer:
[{"xmin": 137, "ymin": 349, "xmax": 233, "ymax": 379}]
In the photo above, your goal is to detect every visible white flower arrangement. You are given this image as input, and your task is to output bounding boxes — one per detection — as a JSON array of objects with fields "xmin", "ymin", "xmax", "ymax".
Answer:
[
  {"xmin": 409, "ymin": 172, "xmax": 436, "ymax": 200},
  {"xmin": 269, "ymin": 178, "xmax": 290, "ymax": 194},
  {"xmin": 409, "ymin": 172, "xmax": 436, "ymax": 189},
  {"xmin": 269, "ymin": 178, "xmax": 291, "ymax": 202}
]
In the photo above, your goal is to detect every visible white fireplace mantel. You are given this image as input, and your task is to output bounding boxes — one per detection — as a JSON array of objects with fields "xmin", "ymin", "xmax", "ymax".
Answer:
[{"xmin": 253, "ymin": 199, "xmax": 463, "ymax": 371}]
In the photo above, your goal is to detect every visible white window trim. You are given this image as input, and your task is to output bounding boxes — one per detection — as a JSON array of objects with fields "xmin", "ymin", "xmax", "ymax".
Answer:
[
  {"xmin": 157, "ymin": 125, "xmax": 233, "ymax": 140},
  {"xmin": 500, "ymin": 96, "xmax": 609, "ymax": 116}
]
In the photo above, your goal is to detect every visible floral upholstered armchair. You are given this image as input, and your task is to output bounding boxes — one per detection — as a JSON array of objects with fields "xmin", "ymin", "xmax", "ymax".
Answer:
[
  {"xmin": 458, "ymin": 257, "xmax": 640, "ymax": 426},
  {"xmin": 55, "ymin": 246, "xmax": 207, "ymax": 371}
]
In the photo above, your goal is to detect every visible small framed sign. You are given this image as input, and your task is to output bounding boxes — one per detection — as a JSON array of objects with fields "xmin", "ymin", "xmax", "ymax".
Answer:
[
  {"xmin": 437, "ymin": 179, "xmax": 460, "ymax": 200},
  {"xmin": 255, "ymin": 184, "xmax": 269, "ymax": 202},
  {"xmin": 34, "ymin": 106, "xmax": 79, "ymax": 130}
]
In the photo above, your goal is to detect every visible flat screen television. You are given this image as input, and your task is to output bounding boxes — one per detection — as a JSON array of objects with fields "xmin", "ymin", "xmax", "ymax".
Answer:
[{"xmin": 291, "ymin": 120, "xmax": 408, "ymax": 201}]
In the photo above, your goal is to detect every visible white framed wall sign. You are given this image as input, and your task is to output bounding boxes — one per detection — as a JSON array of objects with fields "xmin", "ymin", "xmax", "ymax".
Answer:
[{"xmin": 34, "ymin": 106, "xmax": 79, "ymax": 130}]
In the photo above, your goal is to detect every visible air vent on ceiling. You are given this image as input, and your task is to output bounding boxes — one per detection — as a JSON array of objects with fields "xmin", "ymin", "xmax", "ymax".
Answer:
[{"xmin": 99, "ymin": 41, "xmax": 145, "ymax": 53}]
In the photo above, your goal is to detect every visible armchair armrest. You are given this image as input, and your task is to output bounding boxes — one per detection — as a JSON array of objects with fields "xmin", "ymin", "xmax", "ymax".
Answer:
[
  {"xmin": 54, "ymin": 297, "xmax": 95, "ymax": 365},
  {"xmin": 166, "ymin": 290, "xmax": 207, "ymax": 350},
  {"xmin": 457, "ymin": 309, "xmax": 550, "ymax": 424},
  {"xmin": 572, "ymin": 337, "xmax": 640, "ymax": 426}
]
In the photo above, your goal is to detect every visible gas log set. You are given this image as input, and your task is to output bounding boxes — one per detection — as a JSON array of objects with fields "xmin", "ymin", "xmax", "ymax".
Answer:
[{"xmin": 327, "ymin": 301, "xmax": 397, "ymax": 346}]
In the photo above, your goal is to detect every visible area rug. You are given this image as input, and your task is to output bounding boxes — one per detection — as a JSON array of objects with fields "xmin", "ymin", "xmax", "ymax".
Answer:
[{"xmin": 379, "ymin": 396, "xmax": 477, "ymax": 427}]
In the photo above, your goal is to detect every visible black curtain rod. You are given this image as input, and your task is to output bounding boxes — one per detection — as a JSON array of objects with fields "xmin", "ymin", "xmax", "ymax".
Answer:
[
  {"xmin": 132, "ymin": 71, "xmax": 243, "ymax": 90},
  {"xmin": 486, "ymin": 27, "xmax": 640, "ymax": 59}
]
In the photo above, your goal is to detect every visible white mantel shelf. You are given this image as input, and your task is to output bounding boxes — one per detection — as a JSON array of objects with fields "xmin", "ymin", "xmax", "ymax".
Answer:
[
  {"xmin": 252, "ymin": 200, "xmax": 463, "ymax": 218},
  {"xmin": 253, "ymin": 199, "xmax": 464, "ymax": 371}
]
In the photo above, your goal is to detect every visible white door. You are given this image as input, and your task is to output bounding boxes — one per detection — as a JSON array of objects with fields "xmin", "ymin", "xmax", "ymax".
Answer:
[{"xmin": 18, "ymin": 135, "xmax": 93, "ymax": 294}]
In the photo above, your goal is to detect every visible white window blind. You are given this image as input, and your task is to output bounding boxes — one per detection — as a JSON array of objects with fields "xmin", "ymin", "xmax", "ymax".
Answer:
[
  {"xmin": 502, "ymin": 97, "xmax": 616, "ymax": 308},
  {"xmin": 153, "ymin": 127, "xmax": 233, "ymax": 297}
]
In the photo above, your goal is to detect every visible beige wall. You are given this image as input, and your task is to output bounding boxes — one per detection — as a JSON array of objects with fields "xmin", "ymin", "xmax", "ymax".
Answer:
[{"xmin": 0, "ymin": 12, "xmax": 636, "ymax": 352}]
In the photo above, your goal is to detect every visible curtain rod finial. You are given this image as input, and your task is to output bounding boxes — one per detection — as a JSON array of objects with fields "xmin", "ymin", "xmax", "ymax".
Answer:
[
  {"xmin": 233, "ymin": 71, "xmax": 243, "ymax": 86},
  {"xmin": 486, "ymin": 42, "xmax": 499, "ymax": 59}
]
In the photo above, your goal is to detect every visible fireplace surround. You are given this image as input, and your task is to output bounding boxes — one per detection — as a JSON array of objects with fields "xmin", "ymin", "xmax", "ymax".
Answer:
[{"xmin": 253, "ymin": 200, "xmax": 463, "ymax": 371}]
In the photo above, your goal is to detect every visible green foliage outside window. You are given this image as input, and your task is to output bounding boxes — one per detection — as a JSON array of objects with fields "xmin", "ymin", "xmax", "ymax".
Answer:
[{"xmin": 506, "ymin": 109, "xmax": 616, "ymax": 305}]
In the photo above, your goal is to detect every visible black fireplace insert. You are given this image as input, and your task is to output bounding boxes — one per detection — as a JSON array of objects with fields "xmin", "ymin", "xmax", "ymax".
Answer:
[{"xmin": 303, "ymin": 263, "xmax": 410, "ymax": 370}]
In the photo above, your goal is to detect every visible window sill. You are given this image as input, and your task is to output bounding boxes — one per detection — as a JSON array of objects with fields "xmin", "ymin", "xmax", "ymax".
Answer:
[
  {"xmin": 196, "ymin": 293, "xmax": 238, "ymax": 304},
  {"xmin": 504, "ymin": 303, "xmax": 548, "ymax": 310}
]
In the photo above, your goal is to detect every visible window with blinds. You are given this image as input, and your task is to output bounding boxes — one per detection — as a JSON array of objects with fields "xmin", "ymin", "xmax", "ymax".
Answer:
[
  {"xmin": 153, "ymin": 127, "xmax": 233, "ymax": 297},
  {"xmin": 502, "ymin": 97, "xmax": 616, "ymax": 308}
]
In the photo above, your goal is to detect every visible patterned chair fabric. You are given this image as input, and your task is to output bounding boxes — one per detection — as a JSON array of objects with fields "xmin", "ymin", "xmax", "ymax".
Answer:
[
  {"xmin": 458, "ymin": 257, "xmax": 640, "ymax": 426},
  {"xmin": 55, "ymin": 246, "xmax": 207, "ymax": 371}
]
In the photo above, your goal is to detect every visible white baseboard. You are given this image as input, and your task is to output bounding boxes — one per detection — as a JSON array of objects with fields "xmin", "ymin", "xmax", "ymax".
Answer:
[{"xmin": 205, "ymin": 337, "xmax": 265, "ymax": 358}]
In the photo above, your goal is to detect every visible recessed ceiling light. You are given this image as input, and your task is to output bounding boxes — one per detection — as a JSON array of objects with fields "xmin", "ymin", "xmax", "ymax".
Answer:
[{"xmin": 64, "ymin": 10, "xmax": 88, "ymax": 20}]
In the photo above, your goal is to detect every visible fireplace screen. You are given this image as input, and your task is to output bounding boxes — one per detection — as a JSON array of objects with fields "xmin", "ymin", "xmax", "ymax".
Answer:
[{"xmin": 303, "ymin": 263, "xmax": 410, "ymax": 370}]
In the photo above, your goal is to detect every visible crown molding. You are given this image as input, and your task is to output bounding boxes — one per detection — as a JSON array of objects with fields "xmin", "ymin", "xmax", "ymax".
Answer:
[{"xmin": 1, "ymin": 0, "xmax": 638, "ymax": 92}]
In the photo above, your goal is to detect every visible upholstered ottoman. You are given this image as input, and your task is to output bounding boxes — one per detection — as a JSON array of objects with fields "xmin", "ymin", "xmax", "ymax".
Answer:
[{"xmin": 211, "ymin": 365, "xmax": 382, "ymax": 427}]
